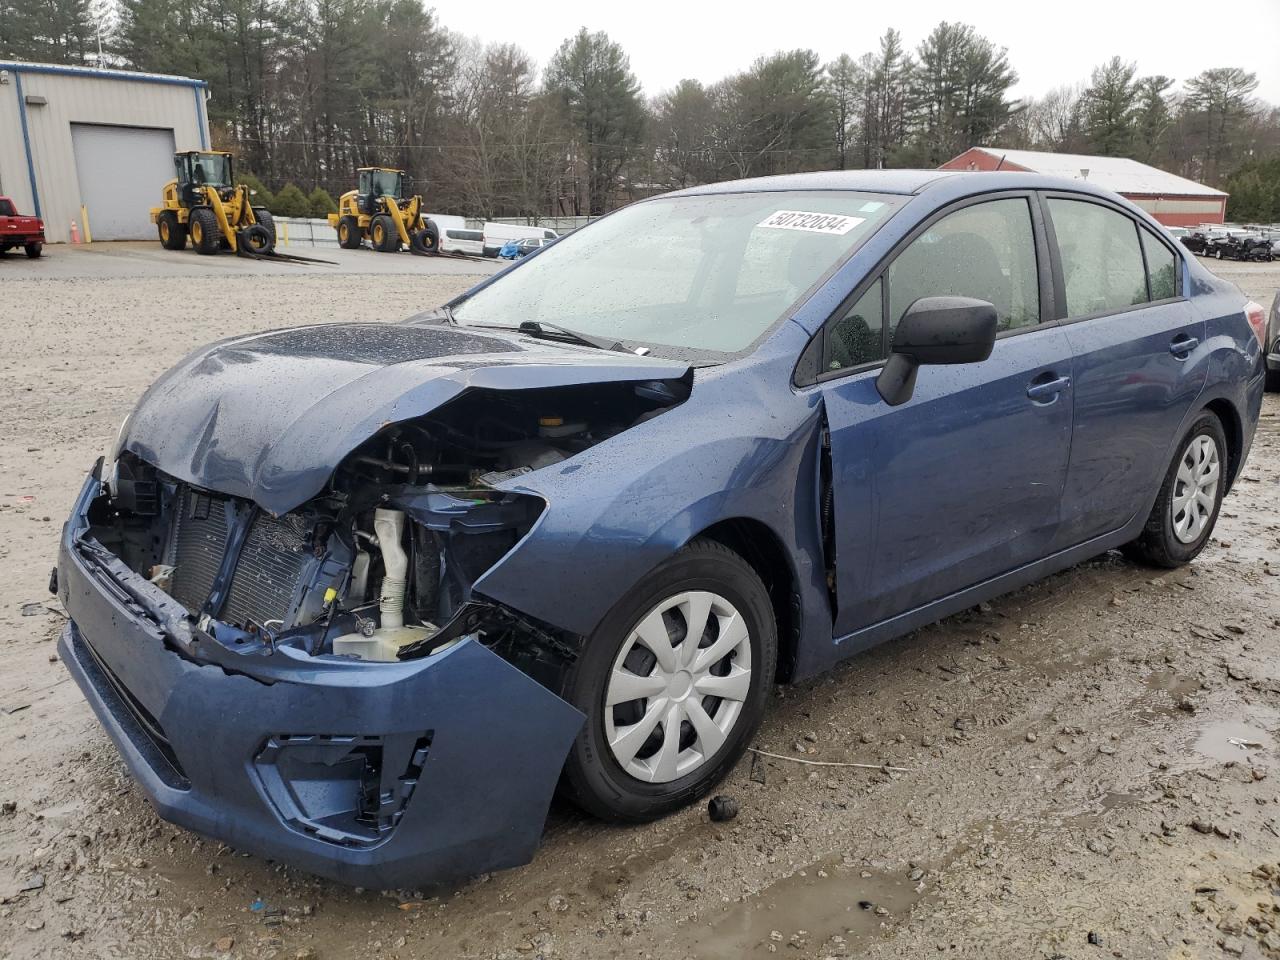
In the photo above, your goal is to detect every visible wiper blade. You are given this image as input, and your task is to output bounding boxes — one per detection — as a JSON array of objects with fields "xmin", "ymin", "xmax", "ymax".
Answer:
[{"xmin": 517, "ymin": 320, "xmax": 622, "ymax": 352}]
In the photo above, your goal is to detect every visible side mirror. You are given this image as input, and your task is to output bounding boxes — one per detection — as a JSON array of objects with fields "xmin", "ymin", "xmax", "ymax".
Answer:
[{"xmin": 875, "ymin": 296, "xmax": 998, "ymax": 406}]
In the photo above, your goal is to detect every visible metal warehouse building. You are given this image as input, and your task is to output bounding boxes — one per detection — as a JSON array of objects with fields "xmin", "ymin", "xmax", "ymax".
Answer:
[
  {"xmin": 0, "ymin": 61, "xmax": 210, "ymax": 243},
  {"xmin": 942, "ymin": 147, "xmax": 1228, "ymax": 227}
]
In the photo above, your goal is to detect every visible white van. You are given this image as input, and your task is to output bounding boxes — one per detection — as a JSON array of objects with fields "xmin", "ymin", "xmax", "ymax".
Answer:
[
  {"xmin": 483, "ymin": 222, "xmax": 559, "ymax": 258},
  {"xmin": 424, "ymin": 214, "xmax": 485, "ymax": 256}
]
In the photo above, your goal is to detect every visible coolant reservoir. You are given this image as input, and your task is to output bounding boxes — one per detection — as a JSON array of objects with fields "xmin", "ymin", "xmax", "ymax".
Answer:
[{"xmin": 332, "ymin": 624, "xmax": 438, "ymax": 662}]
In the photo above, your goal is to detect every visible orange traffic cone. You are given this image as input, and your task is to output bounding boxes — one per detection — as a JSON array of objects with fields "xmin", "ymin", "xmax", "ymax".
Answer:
[{"xmin": 70, "ymin": 220, "xmax": 81, "ymax": 244}]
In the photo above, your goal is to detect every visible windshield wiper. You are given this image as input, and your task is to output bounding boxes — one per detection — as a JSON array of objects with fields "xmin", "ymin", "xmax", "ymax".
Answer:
[{"xmin": 517, "ymin": 320, "xmax": 623, "ymax": 352}]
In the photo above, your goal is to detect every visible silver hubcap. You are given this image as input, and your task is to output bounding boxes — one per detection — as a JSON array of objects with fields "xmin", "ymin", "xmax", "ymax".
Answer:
[
  {"xmin": 603, "ymin": 590, "xmax": 752, "ymax": 783},
  {"xmin": 1172, "ymin": 434, "xmax": 1220, "ymax": 544}
]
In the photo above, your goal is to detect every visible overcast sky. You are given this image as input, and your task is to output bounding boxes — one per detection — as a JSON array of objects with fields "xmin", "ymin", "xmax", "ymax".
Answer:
[{"xmin": 439, "ymin": 0, "xmax": 1280, "ymax": 104}]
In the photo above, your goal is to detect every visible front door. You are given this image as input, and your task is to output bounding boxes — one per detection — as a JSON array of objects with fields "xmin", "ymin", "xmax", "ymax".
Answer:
[{"xmin": 815, "ymin": 194, "xmax": 1074, "ymax": 637}]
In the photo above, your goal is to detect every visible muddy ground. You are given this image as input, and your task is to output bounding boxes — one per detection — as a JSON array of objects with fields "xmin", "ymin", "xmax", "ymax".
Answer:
[{"xmin": 0, "ymin": 256, "xmax": 1278, "ymax": 960}]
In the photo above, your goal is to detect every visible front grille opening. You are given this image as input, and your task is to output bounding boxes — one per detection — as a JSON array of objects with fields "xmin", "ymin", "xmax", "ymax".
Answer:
[
  {"xmin": 165, "ymin": 486, "xmax": 318, "ymax": 629},
  {"xmin": 253, "ymin": 732, "xmax": 434, "ymax": 847},
  {"xmin": 73, "ymin": 628, "xmax": 190, "ymax": 790}
]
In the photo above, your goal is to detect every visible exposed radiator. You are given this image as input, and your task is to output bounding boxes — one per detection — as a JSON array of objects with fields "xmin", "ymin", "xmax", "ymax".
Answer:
[
  {"xmin": 222, "ymin": 513, "xmax": 311, "ymax": 628},
  {"xmin": 168, "ymin": 489, "xmax": 230, "ymax": 613},
  {"xmin": 167, "ymin": 487, "xmax": 313, "ymax": 627}
]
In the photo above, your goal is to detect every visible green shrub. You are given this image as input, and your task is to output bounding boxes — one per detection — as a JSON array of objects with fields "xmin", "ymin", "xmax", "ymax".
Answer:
[
  {"xmin": 308, "ymin": 187, "xmax": 338, "ymax": 218},
  {"xmin": 239, "ymin": 172, "xmax": 275, "ymax": 210},
  {"xmin": 270, "ymin": 183, "xmax": 311, "ymax": 218}
]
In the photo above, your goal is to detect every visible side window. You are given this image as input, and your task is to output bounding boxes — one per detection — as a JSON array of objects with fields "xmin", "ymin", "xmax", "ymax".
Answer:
[
  {"xmin": 1048, "ymin": 199, "xmax": 1148, "ymax": 317},
  {"xmin": 1140, "ymin": 226, "xmax": 1178, "ymax": 301},
  {"xmin": 825, "ymin": 279, "xmax": 884, "ymax": 371},
  {"xmin": 887, "ymin": 197, "xmax": 1040, "ymax": 338}
]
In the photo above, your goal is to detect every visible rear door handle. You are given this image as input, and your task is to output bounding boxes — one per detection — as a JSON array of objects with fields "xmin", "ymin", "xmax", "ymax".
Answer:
[
  {"xmin": 1169, "ymin": 335, "xmax": 1199, "ymax": 357},
  {"xmin": 1026, "ymin": 375, "xmax": 1071, "ymax": 401}
]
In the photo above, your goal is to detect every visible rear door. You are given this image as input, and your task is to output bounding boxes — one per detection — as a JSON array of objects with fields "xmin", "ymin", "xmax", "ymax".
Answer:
[
  {"xmin": 1042, "ymin": 195, "xmax": 1207, "ymax": 548},
  {"xmin": 814, "ymin": 192, "xmax": 1074, "ymax": 636}
]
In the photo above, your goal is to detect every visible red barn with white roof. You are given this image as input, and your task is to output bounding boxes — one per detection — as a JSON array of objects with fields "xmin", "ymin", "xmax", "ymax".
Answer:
[{"xmin": 941, "ymin": 147, "xmax": 1227, "ymax": 227}]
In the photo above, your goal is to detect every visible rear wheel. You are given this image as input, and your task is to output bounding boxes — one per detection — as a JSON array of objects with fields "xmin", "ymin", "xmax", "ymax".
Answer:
[
  {"xmin": 24, "ymin": 242, "xmax": 42, "ymax": 259},
  {"xmin": 1123, "ymin": 412, "xmax": 1227, "ymax": 568},
  {"xmin": 189, "ymin": 208, "xmax": 220, "ymax": 255},
  {"xmin": 157, "ymin": 211, "xmax": 187, "ymax": 250},
  {"xmin": 561, "ymin": 539, "xmax": 776, "ymax": 822},
  {"xmin": 370, "ymin": 214, "xmax": 399, "ymax": 252},
  {"xmin": 338, "ymin": 215, "xmax": 362, "ymax": 249}
]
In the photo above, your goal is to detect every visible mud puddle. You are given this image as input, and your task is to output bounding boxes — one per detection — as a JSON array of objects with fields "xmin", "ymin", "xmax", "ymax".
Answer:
[
  {"xmin": 666, "ymin": 858, "xmax": 922, "ymax": 958},
  {"xmin": 1193, "ymin": 720, "xmax": 1276, "ymax": 765}
]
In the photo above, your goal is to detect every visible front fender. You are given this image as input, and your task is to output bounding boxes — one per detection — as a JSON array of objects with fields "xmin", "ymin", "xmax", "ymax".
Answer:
[{"xmin": 475, "ymin": 327, "xmax": 832, "ymax": 648}]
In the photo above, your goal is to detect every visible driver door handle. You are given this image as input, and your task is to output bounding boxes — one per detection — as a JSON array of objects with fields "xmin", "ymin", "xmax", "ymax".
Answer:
[
  {"xmin": 1026, "ymin": 375, "xmax": 1071, "ymax": 401},
  {"xmin": 1169, "ymin": 335, "xmax": 1199, "ymax": 357}
]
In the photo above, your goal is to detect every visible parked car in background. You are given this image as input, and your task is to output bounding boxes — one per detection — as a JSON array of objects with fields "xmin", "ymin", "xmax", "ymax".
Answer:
[
  {"xmin": 56, "ymin": 169, "xmax": 1266, "ymax": 889},
  {"xmin": 0, "ymin": 196, "xmax": 44, "ymax": 258},
  {"xmin": 483, "ymin": 221, "xmax": 558, "ymax": 257},
  {"xmin": 426, "ymin": 213, "xmax": 485, "ymax": 256},
  {"xmin": 498, "ymin": 237, "xmax": 552, "ymax": 259}
]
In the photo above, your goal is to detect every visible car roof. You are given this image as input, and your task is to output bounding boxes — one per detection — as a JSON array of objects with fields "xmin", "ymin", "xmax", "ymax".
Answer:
[{"xmin": 665, "ymin": 169, "xmax": 1138, "ymax": 205}]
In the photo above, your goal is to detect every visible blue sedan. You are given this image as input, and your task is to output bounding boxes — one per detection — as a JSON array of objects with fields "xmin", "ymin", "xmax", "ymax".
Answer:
[{"xmin": 56, "ymin": 170, "xmax": 1267, "ymax": 887}]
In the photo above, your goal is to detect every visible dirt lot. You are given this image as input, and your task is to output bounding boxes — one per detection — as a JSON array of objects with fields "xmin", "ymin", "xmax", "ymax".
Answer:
[{"xmin": 0, "ymin": 253, "xmax": 1278, "ymax": 960}]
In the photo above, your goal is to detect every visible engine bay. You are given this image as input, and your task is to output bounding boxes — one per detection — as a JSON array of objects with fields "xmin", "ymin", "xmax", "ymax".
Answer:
[{"xmin": 85, "ymin": 379, "xmax": 688, "ymax": 667}]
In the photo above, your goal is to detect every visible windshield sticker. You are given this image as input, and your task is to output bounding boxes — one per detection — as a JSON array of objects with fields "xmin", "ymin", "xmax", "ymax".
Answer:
[
  {"xmin": 858, "ymin": 201, "xmax": 885, "ymax": 212},
  {"xmin": 757, "ymin": 210, "xmax": 866, "ymax": 235}
]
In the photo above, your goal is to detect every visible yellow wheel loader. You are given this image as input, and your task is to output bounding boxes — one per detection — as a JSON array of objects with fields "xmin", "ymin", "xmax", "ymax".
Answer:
[
  {"xmin": 328, "ymin": 167, "xmax": 439, "ymax": 254},
  {"xmin": 151, "ymin": 151, "xmax": 276, "ymax": 256}
]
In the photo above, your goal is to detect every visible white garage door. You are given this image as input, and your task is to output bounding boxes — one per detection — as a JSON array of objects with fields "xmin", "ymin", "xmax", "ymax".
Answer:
[{"xmin": 71, "ymin": 124, "xmax": 176, "ymax": 241}]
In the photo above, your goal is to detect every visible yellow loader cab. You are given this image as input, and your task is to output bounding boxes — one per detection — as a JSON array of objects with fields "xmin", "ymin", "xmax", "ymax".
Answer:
[
  {"xmin": 329, "ymin": 167, "xmax": 439, "ymax": 254},
  {"xmin": 150, "ymin": 151, "xmax": 275, "ymax": 255}
]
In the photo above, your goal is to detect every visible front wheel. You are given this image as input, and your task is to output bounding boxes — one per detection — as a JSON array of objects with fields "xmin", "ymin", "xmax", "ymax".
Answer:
[
  {"xmin": 561, "ymin": 539, "xmax": 776, "ymax": 822},
  {"xmin": 370, "ymin": 214, "xmax": 399, "ymax": 252},
  {"xmin": 1123, "ymin": 412, "xmax": 1227, "ymax": 568}
]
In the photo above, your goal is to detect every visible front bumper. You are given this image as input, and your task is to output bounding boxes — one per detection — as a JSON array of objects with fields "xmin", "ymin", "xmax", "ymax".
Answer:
[{"xmin": 56, "ymin": 473, "xmax": 583, "ymax": 888}]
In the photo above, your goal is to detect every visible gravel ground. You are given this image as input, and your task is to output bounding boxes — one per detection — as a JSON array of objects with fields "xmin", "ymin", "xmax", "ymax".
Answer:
[{"xmin": 0, "ymin": 258, "xmax": 1277, "ymax": 960}]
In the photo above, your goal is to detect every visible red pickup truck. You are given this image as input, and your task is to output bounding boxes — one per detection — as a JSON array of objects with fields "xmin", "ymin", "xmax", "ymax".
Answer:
[{"xmin": 0, "ymin": 196, "xmax": 44, "ymax": 258}]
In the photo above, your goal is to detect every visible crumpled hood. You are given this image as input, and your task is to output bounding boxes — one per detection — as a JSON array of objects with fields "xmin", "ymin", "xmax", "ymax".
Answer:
[{"xmin": 123, "ymin": 322, "xmax": 689, "ymax": 515}]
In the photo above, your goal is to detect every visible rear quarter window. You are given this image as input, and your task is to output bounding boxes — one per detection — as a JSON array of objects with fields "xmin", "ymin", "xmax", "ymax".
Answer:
[
  {"xmin": 0, "ymin": 199, "xmax": 15, "ymax": 217},
  {"xmin": 1140, "ymin": 227, "xmax": 1178, "ymax": 301}
]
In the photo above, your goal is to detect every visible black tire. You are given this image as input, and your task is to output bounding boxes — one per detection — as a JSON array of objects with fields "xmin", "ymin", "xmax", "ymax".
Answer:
[
  {"xmin": 1265, "ymin": 367, "xmax": 1280, "ymax": 393},
  {"xmin": 370, "ymin": 214, "xmax": 399, "ymax": 252},
  {"xmin": 158, "ymin": 211, "xmax": 187, "ymax": 250},
  {"xmin": 189, "ymin": 207, "xmax": 221, "ymax": 255},
  {"xmin": 238, "ymin": 223, "xmax": 274, "ymax": 255},
  {"xmin": 1123, "ymin": 412, "xmax": 1228, "ymax": 568},
  {"xmin": 410, "ymin": 220, "xmax": 440, "ymax": 255},
  {"xmin": 560, "ymin": 538, "xmax": 777, "ymax": 823},
  {"xmin": 252, "ymin": 208, "xmax": 276, "ymax": 246},
  {"xmin": 24, "ymin": 242, "xmax": 42, "ymax": 259},
  {"xmin": 338, "ymin": 215, "xmax": 362, "ymax": 249}
]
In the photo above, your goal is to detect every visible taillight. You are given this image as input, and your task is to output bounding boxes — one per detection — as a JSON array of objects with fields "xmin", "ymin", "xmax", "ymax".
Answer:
[{"xmin": 1245, "ymin": 301, "xmax": 1266, "ymax": 348}]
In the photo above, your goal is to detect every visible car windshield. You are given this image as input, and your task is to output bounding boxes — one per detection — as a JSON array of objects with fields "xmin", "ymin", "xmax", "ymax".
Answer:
[
  {"xmin": 191, "ymin": 154, "xmax": 231, "ymax": 187},
  {"xmin": 0, "ymin": 198, "xmax": 14, "ymax": 216},
  {"xmin": 451, "ymin": 190, "xmax": 902, "ymax": 360}
]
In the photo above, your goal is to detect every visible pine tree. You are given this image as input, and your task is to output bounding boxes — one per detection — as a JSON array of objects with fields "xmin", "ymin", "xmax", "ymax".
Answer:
[{"xmin": 545, "ymin": 28, "xmax": 645, "ymax": 216}]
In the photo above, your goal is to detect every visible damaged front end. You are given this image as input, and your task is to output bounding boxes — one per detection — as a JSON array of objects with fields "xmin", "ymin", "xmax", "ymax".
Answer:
[{"xmin": 57, "ymin": 368, "xmax": 688, "ymax": 887}]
